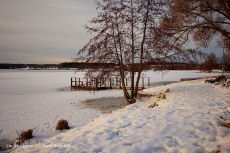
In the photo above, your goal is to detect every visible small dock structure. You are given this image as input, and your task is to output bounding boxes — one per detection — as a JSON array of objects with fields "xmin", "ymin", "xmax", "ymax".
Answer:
[{"xmin": 71, "ymin": 77, "xmax": 150, "ymax": 91}]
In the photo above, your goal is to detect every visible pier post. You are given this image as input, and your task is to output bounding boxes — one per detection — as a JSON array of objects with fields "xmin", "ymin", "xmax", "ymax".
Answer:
[
  {"xmin": 130, "ymin": 78, "xmax": 132, "ymax": 88},
  {"xmin": 109, "ymin": 78, "xmax": 112, "ymax": 88},
  {"xmin": 90, "ymin": 78, "xmax": 92, "ymax": 88},
  {"xmin": 142, "ymin": 77, "xmax": 144, "ymax": 88},
  {"xmin": 119, "ymin": 77, "xmax": 121, "ymax": 88},
  {"xmin": 96, "ymin": 78, "xmax": 98, "ymax": 89}
]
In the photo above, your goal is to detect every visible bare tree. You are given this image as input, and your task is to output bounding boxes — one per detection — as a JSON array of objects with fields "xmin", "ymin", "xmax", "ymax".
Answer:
[
  {"xmin": 203, "ymin": 52, "xmax": 219, "ymax": 70},
  {"xmin": 161, "ymin": 0, "xmax": 230, "ymax": 49},
  {"xmin": 77, "ymin": 0, "xmax": 205, "ymax": 104}
]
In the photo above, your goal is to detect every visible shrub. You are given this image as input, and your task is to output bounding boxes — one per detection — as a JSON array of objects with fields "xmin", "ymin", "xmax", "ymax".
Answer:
[
  {"xmin": 166, "ymin": 89, "xmax": 170, "ymax": 93},
  {"xmin": 17, "ymin": 129, "xmax": 34, "ymax": 143},
  {"xmin": 55, "ymin": 119, "xmax": 70, "ymax": 130},
  {"xmin": 162, "ymin": 94, "xmax": 166, "ymax": 99}
]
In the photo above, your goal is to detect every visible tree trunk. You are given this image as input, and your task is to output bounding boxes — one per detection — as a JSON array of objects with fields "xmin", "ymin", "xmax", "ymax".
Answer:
[
  {"xmin": 134, "ymin": 0, "xmax": 150, "ymax": 98},
  {"xmin": 130, "ymin": 0, "xmax": 135, "ymax": 100},
  {"xmin": 112, "ymin": 19, "xmax": 131, "ymax": 104}
]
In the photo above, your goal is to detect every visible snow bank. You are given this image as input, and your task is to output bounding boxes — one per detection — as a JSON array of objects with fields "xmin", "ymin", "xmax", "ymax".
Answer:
[{"xmin": 11, "ymin": 79, "xmax": 230, "ymax": 153}]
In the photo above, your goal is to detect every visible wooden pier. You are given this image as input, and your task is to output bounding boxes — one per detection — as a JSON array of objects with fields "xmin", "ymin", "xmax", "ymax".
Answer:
[{"xmin": 71, "ymin": 77, "xmax": 150, "ymax": 91}]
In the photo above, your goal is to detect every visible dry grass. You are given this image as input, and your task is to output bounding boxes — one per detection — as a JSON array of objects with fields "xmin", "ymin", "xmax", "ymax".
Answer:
[
  {"xmin": 156, "ymin": 94, "xmax": 166, "ymax": 100},
  {"xmin": 149, "ymin": 102, "xmax": 159, "ymax": 108},
  {"xmin": 17, "ymin": 129, "xmax": 34, "ymax": 143},
  {"xmin": 138, "ymin": 93, "xmax": 153, "ymax": 98},
  {"xmin": 128, "ymin": 99, "xmax": 136, "ymax": 104},
  {"xmin": 219, "ymin": 116, "xmax": 230, "ymax": 128},
  {"xmin": 55, "ymin": 119, "xmax": 70, "ymax": 130}
]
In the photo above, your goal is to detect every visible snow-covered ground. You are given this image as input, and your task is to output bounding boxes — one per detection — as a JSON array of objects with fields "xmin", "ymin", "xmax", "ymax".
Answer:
[{"xmin": 0, "ymin": 70, "xmax": 229, "ymax": 152}]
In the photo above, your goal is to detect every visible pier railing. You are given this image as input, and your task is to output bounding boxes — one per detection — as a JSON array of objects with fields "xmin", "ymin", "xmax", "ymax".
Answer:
[{"xmin": 71, "ymin": 77, "xmax": 150, "ymax": 90}]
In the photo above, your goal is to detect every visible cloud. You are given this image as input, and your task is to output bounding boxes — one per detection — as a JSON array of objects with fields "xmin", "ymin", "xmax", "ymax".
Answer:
[
  {"xmin": 0, "ymin": 0, "xmax": 97, "ymax": 64},
  {"xmin": 0, "ymin": 0, "xmax": 223, "ymax": 64}
]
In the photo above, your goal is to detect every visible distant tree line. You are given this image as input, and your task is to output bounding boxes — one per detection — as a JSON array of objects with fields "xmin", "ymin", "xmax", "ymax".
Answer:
[
  {"xmin": 2, "ymin": 54, "xmax": 229, "ymax": 71},
  {"xmin": 200, "ymin": 52, "xmax": 230, "ymax": 71},
  {"xmin": 0, "ymin": 64, "xmax": 59, "ymax": 69},
  {"xmin": 60, "ymin": 62, "xmax": 115, "ymax": 69}
]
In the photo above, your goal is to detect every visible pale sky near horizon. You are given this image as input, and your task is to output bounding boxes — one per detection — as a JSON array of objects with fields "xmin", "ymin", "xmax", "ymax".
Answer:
[{"xmin": 0, "ymin": 0, "xmax": 224, "ymax": 64}]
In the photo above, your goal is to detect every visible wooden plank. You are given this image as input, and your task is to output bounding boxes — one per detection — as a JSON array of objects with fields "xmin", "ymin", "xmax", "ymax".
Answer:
[
  {"xmin": 119, "ymin": 77, "xmax": 121, "ymax": 88},
  {"xmin": 96, "ymin": 78, "xmax": 98, "ymax": 89},
  {"xmin": 109, "ymin": 78, "xmax": 112, "ymax": 88},
  {"xmin": 70, "ymin": 77, "xmax": 149, "ymax": 90},
  {"xmin": 111, "ymin": 86, "xmax": 145, "ymax": 90}
]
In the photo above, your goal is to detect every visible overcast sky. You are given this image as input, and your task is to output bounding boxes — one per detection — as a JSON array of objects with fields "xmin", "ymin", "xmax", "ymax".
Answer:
[
  {"xmin": 0, "ymin": 0, "xmax": 224, "ymax": 64},
  {"xmin": 0, "ymin": 0, "xmax": 97, "ymax": 64}
]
